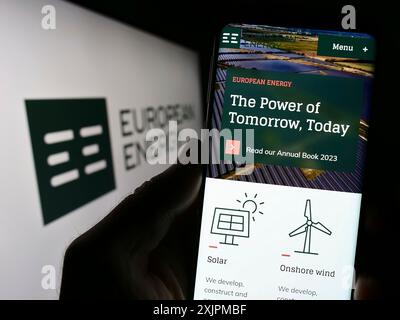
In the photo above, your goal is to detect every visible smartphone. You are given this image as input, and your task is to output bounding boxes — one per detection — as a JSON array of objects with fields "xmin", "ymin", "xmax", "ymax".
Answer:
[{"xmin": 193, "ymin": 24, "xmax": 375, "ymax": 300}]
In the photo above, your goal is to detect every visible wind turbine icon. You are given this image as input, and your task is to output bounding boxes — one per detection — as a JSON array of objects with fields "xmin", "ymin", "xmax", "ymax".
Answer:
[{"xmin": 289, "ymin": 199, "xmax": 332, "ymax": 255}]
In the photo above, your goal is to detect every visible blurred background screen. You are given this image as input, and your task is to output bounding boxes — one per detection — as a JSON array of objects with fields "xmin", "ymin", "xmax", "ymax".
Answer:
[{"xmin": 0, "ymin": 0, "xmax": 202, "ymax": 299}]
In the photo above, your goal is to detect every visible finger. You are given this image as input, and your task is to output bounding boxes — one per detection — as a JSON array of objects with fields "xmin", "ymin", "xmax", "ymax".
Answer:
[
  {"xmin": 94, "ymin": 163, "xmax": 202, "ymax": 248},
  {"xmin": 354, "ymin": 275, "xmax": 383, "ymax": 300}
]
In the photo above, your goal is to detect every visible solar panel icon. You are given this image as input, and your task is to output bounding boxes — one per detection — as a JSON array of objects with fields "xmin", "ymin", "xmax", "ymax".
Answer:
[{"xmin": 211, "ymin": 208, "xmax": 250, "ymax": 246}]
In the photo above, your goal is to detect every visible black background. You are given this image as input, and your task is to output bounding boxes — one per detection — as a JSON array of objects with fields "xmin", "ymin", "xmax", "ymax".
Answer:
[{"xmin": 65, "ymin": 0, "xmax": 396, "ymax": 299}]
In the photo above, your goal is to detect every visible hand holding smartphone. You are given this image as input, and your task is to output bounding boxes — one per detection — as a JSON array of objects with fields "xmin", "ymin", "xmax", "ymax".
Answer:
[{"xmin": 194, "ymin": 24, "xmax": 375, "ymax": 300}]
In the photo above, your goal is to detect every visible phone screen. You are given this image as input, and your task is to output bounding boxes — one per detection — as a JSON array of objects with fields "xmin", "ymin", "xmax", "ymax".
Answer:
[{"xmin": 194, "ymin": 24, "xmax": 375, "ymax": 300}]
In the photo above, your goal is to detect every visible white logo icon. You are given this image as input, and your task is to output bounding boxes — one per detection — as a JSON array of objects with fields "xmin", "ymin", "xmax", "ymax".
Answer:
[
  {"xmin": 222, "ymin": 32, "xmax": 239, "ymax": 44},
  {"xmin": 44, "ymin": 124, "xmax": 107, "ymax": 188}
]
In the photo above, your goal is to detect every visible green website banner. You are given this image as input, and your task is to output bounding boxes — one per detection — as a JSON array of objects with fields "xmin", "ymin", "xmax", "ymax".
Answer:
[{"xmin": 221, "ymin": 68, "xmax": 364, "ymax": 172}]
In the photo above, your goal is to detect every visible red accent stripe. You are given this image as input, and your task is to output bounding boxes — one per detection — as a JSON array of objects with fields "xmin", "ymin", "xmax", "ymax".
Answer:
[
  {"xmin": 209, "ymin": 245, "xmax": 218, "ymax": 248},
  {"xmin": 281, "ymin": 253, "xmax": 290, "ymax": 257}
]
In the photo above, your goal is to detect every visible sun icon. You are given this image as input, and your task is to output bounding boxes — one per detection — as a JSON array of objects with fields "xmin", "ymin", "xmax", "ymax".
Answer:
[{"xmin": 236, "ymin": 193, "xmax": 264, "ymax": 221}]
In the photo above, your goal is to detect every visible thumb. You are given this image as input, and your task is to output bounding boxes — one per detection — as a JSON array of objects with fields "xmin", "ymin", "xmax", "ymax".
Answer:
[{"xmin": 92, "ymin": 164, "xmax": 203, "ymax": 250}]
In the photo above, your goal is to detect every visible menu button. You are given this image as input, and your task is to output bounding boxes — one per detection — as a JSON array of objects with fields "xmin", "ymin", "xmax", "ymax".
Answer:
[{"xmin": 332, "ymin": 43, "xmax": 353, "ymax": 52}]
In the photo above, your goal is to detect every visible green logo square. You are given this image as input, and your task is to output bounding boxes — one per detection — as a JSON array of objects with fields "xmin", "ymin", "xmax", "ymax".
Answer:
[
  {"xmin": 220, "ymin": 27, "xmax": 242, "ymax": 49},
  {"xmin": 26, "ymin": 98, "xmax": 116, "ymax": 225}
]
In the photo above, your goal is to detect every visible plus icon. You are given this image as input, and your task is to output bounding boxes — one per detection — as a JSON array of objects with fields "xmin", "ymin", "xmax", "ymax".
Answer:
[{"xmin": 363, "ymin": 46, "xmax": 368, "ymax": 53}]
